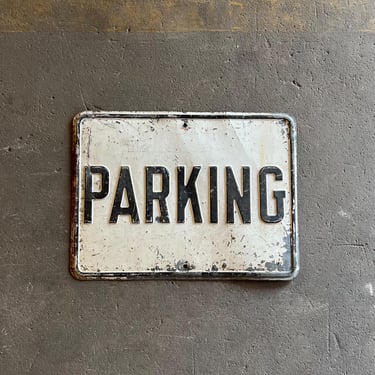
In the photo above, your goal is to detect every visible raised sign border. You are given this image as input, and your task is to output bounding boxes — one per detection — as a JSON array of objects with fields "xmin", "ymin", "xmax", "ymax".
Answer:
[{"xmin": 70, "ymin": 112, "xmax": 299, "ymax": 281}]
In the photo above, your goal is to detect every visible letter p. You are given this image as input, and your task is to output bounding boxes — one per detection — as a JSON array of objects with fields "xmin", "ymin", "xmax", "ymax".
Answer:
[{"xmin": 84, "ymin": 166, "xmax": 109, "ymax": 223}]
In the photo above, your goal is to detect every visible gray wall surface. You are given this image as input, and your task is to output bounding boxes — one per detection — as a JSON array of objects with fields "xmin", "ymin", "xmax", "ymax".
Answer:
[{"xmin": 1, "ymin": 1, "xmax": 375, "ymax": 374}]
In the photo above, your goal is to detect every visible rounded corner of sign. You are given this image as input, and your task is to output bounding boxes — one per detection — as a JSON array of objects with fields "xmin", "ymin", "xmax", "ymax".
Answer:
[
  {"xmin": 73, "ymin": 111, "xmax": 94, "ymax": 128},
  {"xmin": 280, "ymin": 113, "xmax": 297, "ymax": 132},
  {"xmin": 282, "ymin": 263, "xmax": 300, "ymax": 281},
  {"xmin": 70, "ymin": 261, "xmax": 89, "ymax": 281},
  {"xmin": 291, "ymin": 265, "xmax": 300, "ymax": 279},
  {"xmin": 278, "ymin": 113, "xmax": 296, "ymax": 122}
]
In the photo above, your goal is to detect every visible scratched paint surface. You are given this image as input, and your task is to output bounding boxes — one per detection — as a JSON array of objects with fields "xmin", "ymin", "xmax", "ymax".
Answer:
[{"xmin": 73, "ymin": 113, "xmax": 297, "ymax": 278}]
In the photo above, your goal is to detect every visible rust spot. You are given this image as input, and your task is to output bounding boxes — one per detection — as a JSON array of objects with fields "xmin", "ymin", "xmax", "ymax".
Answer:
[
  {"xmin": 176, "ymin": 260, "xmax": 194, "ymax": 271},
  {"xmin": 70, "ymin": 114, "xmax": 87, "ymax": 281}
]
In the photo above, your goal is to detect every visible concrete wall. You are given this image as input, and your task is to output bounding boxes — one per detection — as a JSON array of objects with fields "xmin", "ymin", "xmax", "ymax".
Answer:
[{"xmin": 1, "ymin": 1, "xmax": 374, "ymax": 374}]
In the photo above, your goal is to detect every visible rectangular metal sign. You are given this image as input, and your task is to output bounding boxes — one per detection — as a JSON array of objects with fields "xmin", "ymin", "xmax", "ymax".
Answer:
[{"xmin": 71, "ymin": 112, "xmax": 298, "ymax": 280}]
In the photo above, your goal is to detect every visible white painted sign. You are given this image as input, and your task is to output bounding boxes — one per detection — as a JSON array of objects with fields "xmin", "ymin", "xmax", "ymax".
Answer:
[{"xmin": 70, "ymin": 112, "xmax": 298, "ymax": 280}]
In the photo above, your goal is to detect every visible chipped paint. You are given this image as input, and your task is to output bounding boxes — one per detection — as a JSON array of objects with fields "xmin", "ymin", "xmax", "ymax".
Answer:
[{"xmin": 70, "ymin": 112, "xmax": 298, "ymax": 280}]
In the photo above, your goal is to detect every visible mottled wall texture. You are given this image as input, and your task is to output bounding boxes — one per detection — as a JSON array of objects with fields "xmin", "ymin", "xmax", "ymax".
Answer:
[{"xmin": 1, "ymin": 1, "xmax": 375, "ymax": 374}]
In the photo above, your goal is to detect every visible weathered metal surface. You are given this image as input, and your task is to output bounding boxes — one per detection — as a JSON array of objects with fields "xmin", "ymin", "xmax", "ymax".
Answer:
[{"xmin": 70, "ymin": 112, "xmax": 298, "ymax": 280}]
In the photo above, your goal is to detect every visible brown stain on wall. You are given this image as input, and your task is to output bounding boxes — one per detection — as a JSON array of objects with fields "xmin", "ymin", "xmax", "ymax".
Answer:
[{"xmin": 0, "ymin": 0, "xmax": 374, "ymax": 33}]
